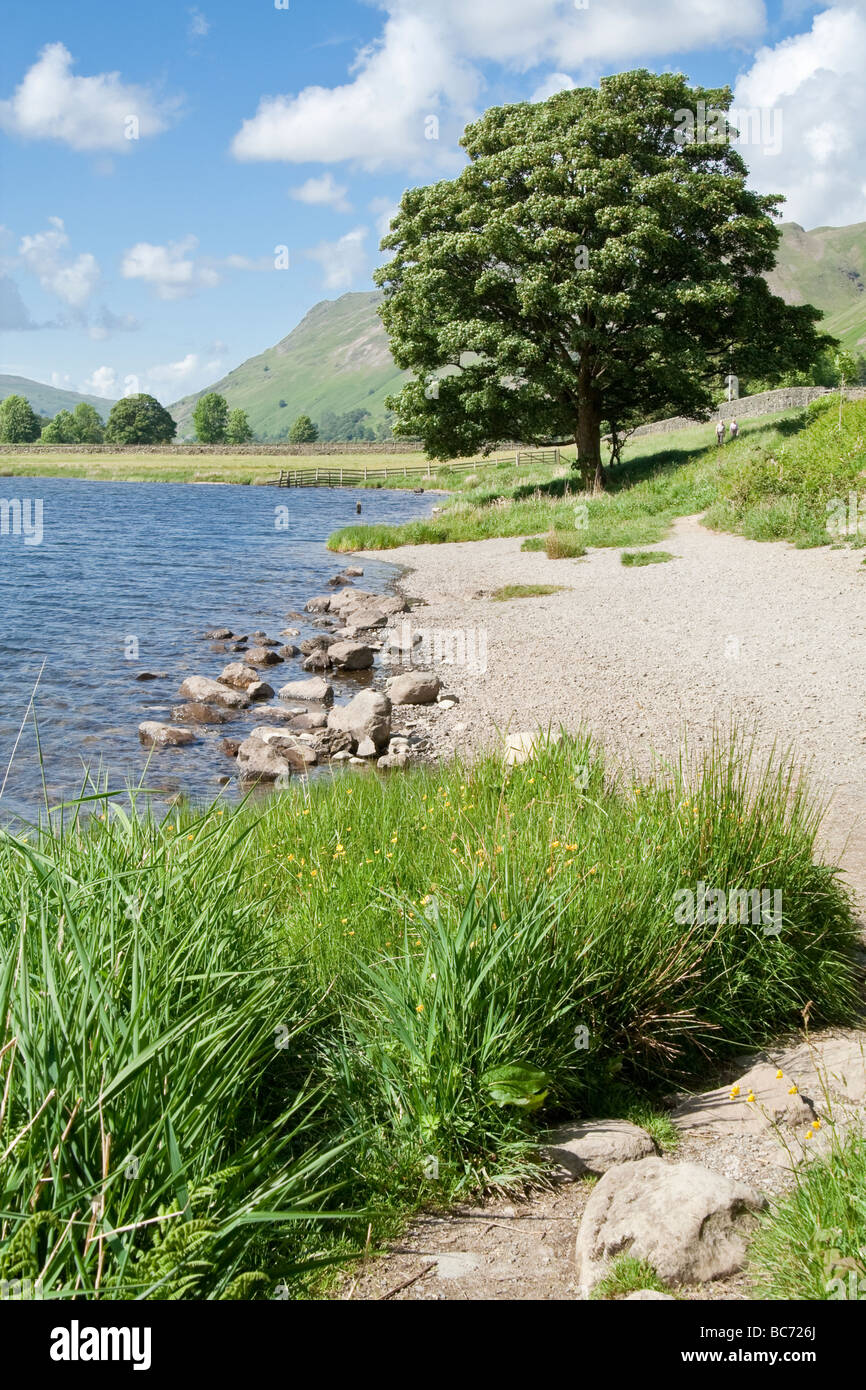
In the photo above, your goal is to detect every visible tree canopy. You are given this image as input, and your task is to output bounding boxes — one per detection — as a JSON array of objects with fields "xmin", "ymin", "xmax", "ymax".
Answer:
[
  {"xmin": 376, "ymin": 70, "xmax": 831, "ymax": 487},
  {"xmin": 0, "ymin": 394, "xmax": 41, "ymax": 443},
  {"xmin": 288, "ymin": 414, "xmax": 319, "ymax": 443},
  {"xmin": 226, "ymin": 407, "xmax": 254, "ymax": 444},
  {"xmin": 193, "ymin": 392, "xmax": 229, "ymax": 443},
  {"xmin": 104, "ymin": 394, "xmax": 177, "ymax": 445}
]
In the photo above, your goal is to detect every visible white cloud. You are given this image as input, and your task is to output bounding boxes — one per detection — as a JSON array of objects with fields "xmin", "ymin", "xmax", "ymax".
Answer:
[
  {"xmin": 306, "ymin": 226, "xmax": 369, "ymax": 289},
  {"xmin": 188, "ymin": 8, "xmax": 210, "ymax": 40},
  {"xmin": 531, "ymin": 72, "xmax": 575, "ymax": 102},
  {"xmin": 121, "ymin": 236, "xmax": 221, "ymax": 300},
  {"xmin": 733, "ymin": 4, "xmax": 866, "ymax": 226},
  {"xmin": 145, "ymin": 353, "xmax": 201, "ymax": 385},
  {"xmin": 83, "ymin": 366, "xmax": 117, "ymax": 398},
  {"xmin": 369, "ymin": 196, "xmax": 400, "ymax": 241},
  {"xmin": 50, "ymin": 371, "xmax": 72, "ymax": 389},
  {"xmin": 230, "ymin": 1, "xmax": 765, "ymax": 170},
  {"xmin": 0, "ymin": 42, "xmax": 178, "ymax": 152},
  {"xmin": 290, "ymin": 173, "xmax": 352, "ymax": 212},
  {"xmin": 18, "ymin": 216, "xmax": 99, "ymax": 309}
]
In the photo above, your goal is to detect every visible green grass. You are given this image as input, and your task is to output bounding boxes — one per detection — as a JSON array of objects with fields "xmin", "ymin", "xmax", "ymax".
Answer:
[
  {"xmin": 749, "ymin": 1131, "xmax": 866, "ymax": 1300},
  {"xmin": 491, "ymin": 583, "xmax": 568, "ymax": 600},
  {"xmin": 621, "ymin": 550, "xmax": 675, "ymax": 566},
  {"xmin": 0, "ymin": 731, "xmax": 860, "ymax": 1297},
  {"xmin": 591, "ymin": 1254, "xmax": 672, "ymax": 1300},
  {"xmin": 522, "ymin": 530, "xmax": 587, "ymax": 559},
  {"xmin": 0, "ymin": 450, "xmax": 456, "ymax": 487}
]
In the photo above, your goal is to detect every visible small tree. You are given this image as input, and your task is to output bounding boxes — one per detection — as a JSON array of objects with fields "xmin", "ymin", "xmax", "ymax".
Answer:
[
  {"xmin": 41, "ymin": 409, "xmax": 78, "ymax": 443},
  {"xmin": 0, "ymin": 394, "xmax": 42, "ymax": 443},
  {"xmin": 289, "ymin": 414, "xmax": 319, "ymax": 443},
  {"xmin": 72, "ymin": 402, "xmax": 105, "ymax": 443},
  {"xmin": 835, "ymin": 349, "xmax": 858, "ymax": 428},
  {"xmin": 192, "ymin": 392, "xmax": 229, "ymax": 443},
  {"xmin": 105, "ymin": 394, "xmax": 177, "ymax": 445},
  {"xmin": 226, "ymin": 408, "xmax": 254, "ymax": 444}
]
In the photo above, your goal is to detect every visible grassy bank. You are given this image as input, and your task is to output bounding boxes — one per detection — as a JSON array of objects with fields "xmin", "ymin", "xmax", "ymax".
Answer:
[
  {"xmin": 0, "ymin": 451, "xmax": 463, "ymax": 487},
  {"xmin": 328, "ymin": 401, "xmax": 866, "ymax": 553},
  {"xmin": 0, "ymin": 733, "xmax": 859, "ymax": 1298}
]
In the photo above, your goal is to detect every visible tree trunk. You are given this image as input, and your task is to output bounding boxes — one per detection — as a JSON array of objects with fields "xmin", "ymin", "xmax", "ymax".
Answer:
[{"xmin": 575, "ymin": 368, "xmax": 605, "ymax": 491}]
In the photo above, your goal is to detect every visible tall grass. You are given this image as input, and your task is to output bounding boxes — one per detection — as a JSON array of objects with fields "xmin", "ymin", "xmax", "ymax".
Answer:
[{"xmin": 0, "ymin": 732, "xmax": 860, "ymax": 1295}]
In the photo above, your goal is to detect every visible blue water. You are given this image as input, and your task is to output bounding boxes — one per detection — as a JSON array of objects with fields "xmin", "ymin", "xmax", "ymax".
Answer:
[{"xmin": 0, "ymin": 477, "xmax": 433, "ymax": 824}]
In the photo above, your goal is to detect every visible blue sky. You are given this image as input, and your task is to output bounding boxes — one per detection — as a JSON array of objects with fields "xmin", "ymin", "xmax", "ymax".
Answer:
[{"xmin": 1, "ymin": 0, "xmax": 864, "ymax": 405}]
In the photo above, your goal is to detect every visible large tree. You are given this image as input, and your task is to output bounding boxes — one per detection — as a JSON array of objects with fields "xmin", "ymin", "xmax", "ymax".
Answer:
[
  {"xmin": 193, "ymin": 392, "xmax": 229, "ymax": 443},
  {"xmin": 226, "ymin": 407, "xmax": 253, "ymax": 444},
  {"xmin": 71, "ymin": 402, "xmax": 105, "ymax": 443},
  {"xmin": 41, "ymin": 409, "xmax": 78, "ymax": 443},
  {"xmin": 0, "ymin": 394, "xmax": 41, "ymax": 443},
  {"xmin": 105, "ymin": 394, "xmax": 177, "ymax": 445},
  {"xmin": 288, "ymin": 414, "xmax": 319, "ymax": 443},
  {"xmin": 376, "ymin": 71, "xmax": 831, "ymax": 488}
]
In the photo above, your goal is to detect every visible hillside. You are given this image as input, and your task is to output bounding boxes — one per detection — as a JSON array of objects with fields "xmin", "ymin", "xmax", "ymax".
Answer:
[
  {"xmin": 169, "ymin": 291, "xmax": 406, "ymax": 440},
  {"xmin": 168, "ymin": 223, "xmax": 866, "ymax": 441},
  {"xmin": 767, "ymin": 221, "xmax": 866, "ymax": 352},
  {"xmin": 0, "ymin": 375, "xmax": 117, "ymax": 421}
]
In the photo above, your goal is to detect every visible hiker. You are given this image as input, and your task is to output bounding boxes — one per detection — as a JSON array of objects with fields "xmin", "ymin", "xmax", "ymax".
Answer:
[
  {"xmin": 355, "ymin": 501, "xmax": 362, "ymax": 514},
  {"xmin": 729, "ymin": 418, "xmax": 739, "ymax": 441},
  {"xmin": 716, "ymin": 420, "xmax": 725, "ymax": 447}
]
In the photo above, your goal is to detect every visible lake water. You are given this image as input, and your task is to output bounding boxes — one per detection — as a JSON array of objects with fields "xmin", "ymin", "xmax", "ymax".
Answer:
[{"xmin": 0, "ymin": 476, "xmax": 433, "ymax": 825}]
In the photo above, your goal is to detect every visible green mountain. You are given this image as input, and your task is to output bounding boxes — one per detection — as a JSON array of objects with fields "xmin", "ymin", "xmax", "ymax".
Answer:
[
  {"xmin": 169, "ymin": 290, "xmax": 406, "ymax": 441},
  {"xmin": 767, "ymin": 222, "xmax": 866, "ymax": 353},
  {"xmin": 169, "ymin": 223, "xmax": 866, "ymax": 442},
  {"xmin": 0, "ymin": 374, "xmax": 117, "ymax": 421}
]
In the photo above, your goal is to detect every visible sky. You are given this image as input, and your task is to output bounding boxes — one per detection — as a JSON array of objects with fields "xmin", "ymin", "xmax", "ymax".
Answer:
[{"xmin": 1, "ymin": 0, "xmax": 865, "ymax": 405}]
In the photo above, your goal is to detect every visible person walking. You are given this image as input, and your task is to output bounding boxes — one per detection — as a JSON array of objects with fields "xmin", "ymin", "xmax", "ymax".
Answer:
[
  {"xmin": 716, "ymin": 419, "xmax": 725, "ymax": 447},
  {"xmin": 729, "ymin": 418, "xmax": 739, "ymax": 441}
]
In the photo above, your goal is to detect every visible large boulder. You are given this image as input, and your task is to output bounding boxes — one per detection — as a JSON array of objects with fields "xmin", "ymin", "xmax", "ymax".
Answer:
[
  {"xmin": 248, "ymin": 726, "xmax": 317, "ymax": 768},
  {"xmin": 328, "ymin": 640, "xmax": 375, "ymax": 671},
  {"xmin": 574, "ymin": 1158, "xmax": 766, "ymax": 1291},
  {"xmin": 235, "ymin": 738, "xmax": 293, "ymax": 782},
  {"xmin": 218, "ymin": 662, "xmax": 274, "ymax": 696},
  {"xmin": 244, "ymin": 646, "xmax": 284, "ymax": 668},
  {"xmin": 327, "ymin": 689, "xmax": 391, "ymax": 752},
  {"xmin": 341, "ymin": 605, "xmax": 389, "ymax": 633},
  {"xmin": 178, "ymin": 675, "xmax": 249, "ymax": 709},
  {"xmin": 302, "ymin": 648, "xmax": 334, "ymax": 672},
  {"xmin": 304, "ymin": 595, "xmax": 332, "ymax": 613},
  {"xmin": 138, "ymin": 721, "xmax": 197, "ymax": 748},
  {"xmin": 387, "ymin": 671, "xmax": 441, "ymax": 705},
  {"xmin": 278, "ymin": 677, "xmax": 334, "ymax": 704},
  {"xmin": 543, "ymin": 1120, "xmax": 656, "ymax": 1180}
]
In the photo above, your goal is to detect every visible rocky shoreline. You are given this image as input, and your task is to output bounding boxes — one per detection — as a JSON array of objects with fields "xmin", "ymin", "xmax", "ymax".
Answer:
[{"xmin": 137, "ymin": 562, "xmax": 461, "ymax": 790}]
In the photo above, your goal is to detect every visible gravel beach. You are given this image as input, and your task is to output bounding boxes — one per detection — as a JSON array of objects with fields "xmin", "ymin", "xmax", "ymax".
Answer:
[{"xmin": 362, "ymin": 513, "xmax": 866, "ymax": 916}]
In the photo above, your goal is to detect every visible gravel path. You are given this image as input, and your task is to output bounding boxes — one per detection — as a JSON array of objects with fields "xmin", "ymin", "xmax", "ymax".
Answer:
[{"xmin": 362, "ymin": 514, "xmax": 866, "ymax": 915}]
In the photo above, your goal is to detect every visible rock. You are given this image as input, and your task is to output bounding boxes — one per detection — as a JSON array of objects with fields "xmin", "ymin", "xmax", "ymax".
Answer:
[
  {"xmin": 574, "ymin": 1158, "xmax": 766, "ymax": 1291},
  {"xmin": 672, "ymin": 1061, "xmax": 818, "ymax": 1138},
  {"xmin": 438, "ymin": 698, "xmax": 458, "ymax": 710},
  {"xmin": 226, "ymin": 641, "xmax": 248, "ymax": 652},
  {"xmin": 328, "ymin": 640, "xmax": 375, "ymax": 671},
  {"xmin": 202, "ymin": 628, "xmax": 233, "ymax": 640},
  {"xmin": 504, "ymin": 729, "xmax": 562, "ymax": 767},
  {"xmin": 300, "ymin": 634, "xmax": 338, "ymax": 655},
  {"xmin": 280, "ymin": 627, "xmax": 300, "ymax": 638},
  {"xmin": 291, "ymin": 711, "xmax": 328, "ymax": 731},
  {"xmin": 278, "ymin": 677, "xmax": 334, "ymax": 704},
  {"xmin": 247, "ymin": 679, "xmax": 275, "ymax": 700},
  {"xmin": 624, "ymin": 1290, "xmax": 676, "ymax": 1301},
  {"xmin": 356, "ymin": 736, "xmax": 379, "ymax": 758},
  {"xmin": 278, "ymin": 644, "xmax": 300, "ymax": 658},
  {"xmin": 302, "ymin": 649, "xmax": 334, "ymax": 672},
  {"xmin": 342, "ymin": 605, "xmax": 388, "ymax": 633},
  {"xmin": 387, "ymin": 671, "xmax": 441, "ymax": 705},
  {"xmin": 221, "ymin": 738, "xmax": 241, "ymax": 758},
  {"xmin": 235, "ymin": 738, "xmax": 293, "ymax": 782},
  {"xmin": 329, "ymin": 588, "xmax": 377, "ymax": 612},
  {"xmin": 327, "ymin": 689, "xmax": 391, "ymax": 752},
  {"xmin": 135, "ymin": 670, "xmax": 168, "ymax": 681},
  {"xmin": 245, "ymin": 646, "xmax": 284, "ymax": 668},
  {"xmin": 178, "ymin": 676, "xmax": 249, "ymax": 709},
  {"xmin": 375, "ymin": 594, "xmax": 408, "ymax": 615},
  {"xmin": 543, "ymin": 1120, "xmax": 656, "ymax": 1180},
  {"xmin": 252, "ymin": 636, "xmax": 279, "ymax": 647},
  {"xmin": 343, "ymin": 566, "xmax": 363, "ymax": 576},
  {"xmin": 138, "ymin": 721, "xmax": 197, "ymax": 748},
  {"xmin": 248, "ymin": 726, "xmax": 317, "ymax": 768},
  {"xmin": 378, "ymin": 752, "xmax": 409, "ymax": 769},
  {"xmin": 381, "ymin": 627, "xmax": 422, "ymax": 660},
  {"xmin": 304, "ymin": 595, "xmax": 332, "ymax": 613},
  {"xmin": 218, "ymin": 662, "xmax": 265, "ymax": 692},
  {"xmin": 171, "ymin": 702, "xmax": 231, "ymax": 725},
  {"xmin": 438, "ymin": 692, "xmax": 459, "ymax": 705}
]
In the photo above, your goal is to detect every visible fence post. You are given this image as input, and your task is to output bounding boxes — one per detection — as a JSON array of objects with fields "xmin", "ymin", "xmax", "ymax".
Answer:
[
  {"xmin": 364, "ymin": 464, "xmax": 367, "ymax": 481},
  {"xmin": 340, "ymin": 467, "xmax": 343, "ymax": 485},
  {"xmin": 426, "ymin": 460, "xmax": 431, "ymax": 478}
]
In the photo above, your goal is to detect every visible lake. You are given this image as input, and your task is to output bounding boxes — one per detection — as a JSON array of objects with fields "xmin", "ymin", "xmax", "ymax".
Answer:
[{"xmin": 0, "ymin": 476, "xmax": 433, "ymax": 824}]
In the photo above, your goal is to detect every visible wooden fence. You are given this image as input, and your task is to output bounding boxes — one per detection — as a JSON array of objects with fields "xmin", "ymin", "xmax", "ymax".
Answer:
[{"xmin": 275, "ymin": 447, "xmax": 574, "ymax": 487}]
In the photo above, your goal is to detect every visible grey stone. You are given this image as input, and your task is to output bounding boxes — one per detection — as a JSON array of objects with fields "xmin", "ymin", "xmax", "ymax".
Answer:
[
  {"xmin": 543, "ymin": 1119, "xmax": 656, "ymax": 1180},
  {"xmin": 178, "ymin": 676, "xmax": 249, "ymax": 709},
  {"xmin": 138, "ymin": 721, "xmax": 196, "ymax": 748}
]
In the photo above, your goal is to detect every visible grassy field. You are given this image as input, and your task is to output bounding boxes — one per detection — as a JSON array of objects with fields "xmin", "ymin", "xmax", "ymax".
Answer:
[
  {"xmin": 0, "ymin": 450, "xmax": 456, "ymax": 487},
  {"xmin": 328, "ymin": 401, "xmax": 866, "ymax": 554},
  {"xmin": 0, "ymin": 732, "xmax": 859, "ymax": 1298}
]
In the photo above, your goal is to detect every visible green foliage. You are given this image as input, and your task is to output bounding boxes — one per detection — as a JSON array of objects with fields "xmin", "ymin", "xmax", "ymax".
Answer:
[
  {"xmin": 750, "ymin": 1132, "xmax": 866, "ymax": 1300},
  {"xmin": 71, "ymin": 402, "xmax": 105, "ymax": 443},
  {"xmin": 621, "ymin": 550, "xmax": 674, "ymax": 565},
  {"xmin": 0, "ymin": 394, "xmax": 41, "ymax": 443},
  {"xmin": 41, "ymin": 409, "xmax": 78, "ymax": 444},
  {"xmin": 377, "ymin": 71, "xmax": 829, "ymax": 483},
  {"xmin": 491, "ymin": 583, "xmax": 568, "ymax": 599},
  {"xmin": 226, "ymin": 408, "xmax": 253, "ymax": 444},
  {"xmin": 193, "ymin": 392, "xmax": 229, "ymax": 444},
  {"xmin": 105, "ymin": 394, "xmax": 177, "ymax": 445},
  {"xmin": 591, "ymin": 1255, "xmax": 671, "ymax": 1300},
  {"xmin": 288, "ymin": 414, "xmax": 319, "ymax": 444}
]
